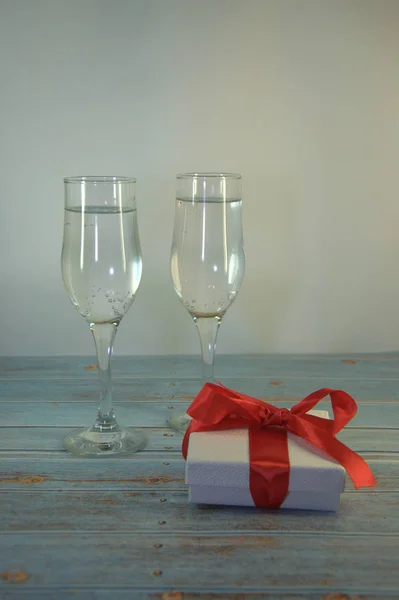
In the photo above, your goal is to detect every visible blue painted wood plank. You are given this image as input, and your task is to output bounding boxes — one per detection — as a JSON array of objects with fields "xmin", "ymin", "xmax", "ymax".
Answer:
[
  {"xmin": 3, "ymin": 399, "xmax": 399, "ymax": 427},
  {"xmin": 1, "ymin": 489, "xmax": 399, "ymax": 534},
  {"xmin": 2, "ymin": 400, "xmax": 181, "ymax": 427},
  {"xmin": 0, "ymin": 454, "xmax": 394, "ymax": 492},
  {"xmin": 0, "ymin": 532, "xmax": 398, "ymax": 593},
  {"xmin": 1, "ymin": 426, "xmax": 397, "ymax": 453},
  {"xmin": 1, "ymin": 354, "xmax": 398, "ymax": 599},
  {"xmin": 1, "ymin": 591, "xmax": 397, "ymax": 600},
  {"xmin": 3, "ymin": 376, "xmax": 399, "ymax": 403},
  {"xmin": 2, "ymin": 585, "xmax": 398, "ymax": 600},
  {"xmin": 3, "ymin": 593, "xmax": 392, "ymax": 600},
  {"xmin": 0, "ymin": 427, "xmax": 178, "ymax": 452},
  {"xmin": 6, "ymin": 592, "xmax": 389, "ymax": 600},
  {"xmin": 2, "ymin": 354, "xmax": 399, "ymax": 380}
]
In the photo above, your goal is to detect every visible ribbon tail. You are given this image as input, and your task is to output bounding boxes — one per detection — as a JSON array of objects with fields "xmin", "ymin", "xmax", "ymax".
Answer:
[
  {"xmin": 327, "ymin": 438, "xmax": 376, "ymax": 489},
  {"xmin": 182, "ymin": 422, "xmax": 193, "ymax": 460},
  {"xmin": 290, "ymin": 426, "xmax": 376, "ymax": 489}
]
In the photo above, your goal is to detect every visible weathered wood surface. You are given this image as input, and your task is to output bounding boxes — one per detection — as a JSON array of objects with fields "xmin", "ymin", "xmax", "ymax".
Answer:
[
  {"xmin": 2, "ymin": 353, "xmax": 399, "ymax": 379},
  {"xmin": 1, "ymin": 426, "xmax": 398, "ymax": 453},
  {"xmin": 3, "ymin": 399, "xmax": 399, "ymax": 428},
  {"xmin": 1, "ymin": 532, "xmax": 399, "ymax": 593},
  {"xmin": 1, "ymin": 354, "xmax": 399, "ymax": 599},
  {"xmin": 2, "ymin": 489, "xmax": 399, "ymax": 534},
  {"xmin": 5, "ymin": 375, "xmax": 399, "ymax": 401},
  {"xmin": 0, "ymin": 453, "xmax": 396, "ymax": 492}
]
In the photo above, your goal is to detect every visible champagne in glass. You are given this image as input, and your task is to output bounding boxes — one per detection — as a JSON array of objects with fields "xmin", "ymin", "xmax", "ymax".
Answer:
[
  {"xmin": 61, "ymin": 176, "xmax": 147, "ymax": 456},
  {"xmin": 169, "ymin": 172, "xmax": 245, "ymax": 432}
]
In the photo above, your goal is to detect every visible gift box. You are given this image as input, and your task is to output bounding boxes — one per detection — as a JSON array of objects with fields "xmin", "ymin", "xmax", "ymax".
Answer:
[
  {"xmin": 186, "ymin": 410, "xmax": 345, "ymax": 511},
  {"xmin": 182, "ymin": 384, "xmax": 376, "ymax": 512}
]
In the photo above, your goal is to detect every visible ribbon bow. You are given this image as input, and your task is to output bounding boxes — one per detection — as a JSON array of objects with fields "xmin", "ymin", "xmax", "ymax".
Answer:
[{"xmin": 183, "ymin": 384, "xmax": 376, "ymax": 508}]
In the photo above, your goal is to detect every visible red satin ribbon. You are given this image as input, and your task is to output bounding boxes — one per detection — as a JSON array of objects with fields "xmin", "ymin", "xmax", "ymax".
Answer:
[{"xmin": 182, "ymin": 384, "xmax": 376, "ymax": 508}]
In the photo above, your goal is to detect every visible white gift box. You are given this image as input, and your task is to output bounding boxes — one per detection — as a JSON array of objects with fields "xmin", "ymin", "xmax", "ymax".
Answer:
[{"xmin": 186, "ymin": 410, "xmax": 346, "ymax": 511}]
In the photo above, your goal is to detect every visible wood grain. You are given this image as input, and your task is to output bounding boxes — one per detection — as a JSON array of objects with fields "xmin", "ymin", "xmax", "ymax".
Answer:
[
  {"xmin": 1, "ymin": 354, "xmax": 398, "ymax": 599},
  {"xmin": 1, "ymin": 489, "xmax": 399, "ymax": 534},
  {"xmin": 3, "ymin": 375, "xmax": 399, "ymax": 402},
  {"xmin": 3, "ymin": 399, "xmax": 399, "ymax": 428},
  {"xmin": 0, "ymin": 592, "xmax": 396, "ymax": 600},
  {"xmin": 1, "ymin": 426, "xmax": 398, "ymax": 453},
  {"xmin": 0, "ymin": 454, "xmax": 395, "ymax": 491},
  {"xmin": 2, "ymin": 353, "xmax": 399, "ymax": 379},
  {"xmin": 1, "ymin": 532, "xmax": 398, "ymax": 593}
]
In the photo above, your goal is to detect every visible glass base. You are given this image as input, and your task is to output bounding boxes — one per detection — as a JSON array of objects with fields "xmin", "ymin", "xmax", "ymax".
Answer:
[
  {"xmin": 167, "ymin": 412, "xmax": 192, "ymax": 434},
  {"xmin": 63, "ymin": 424, "xmax": 148, "ymax": 457}
]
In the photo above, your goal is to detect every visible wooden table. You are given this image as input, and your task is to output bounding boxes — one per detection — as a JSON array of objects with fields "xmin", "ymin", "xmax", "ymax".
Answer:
[{"xmin": 1, "ymin": 354, "xmax": 398, "ymax": 599}]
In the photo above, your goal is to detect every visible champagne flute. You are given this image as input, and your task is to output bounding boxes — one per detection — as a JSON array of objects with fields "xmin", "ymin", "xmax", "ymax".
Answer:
[
  {"xmin": 169, "ymin": 172, "xmax": 245, "ymax": 432},
  {"xmin": 61, "ymin": 176, "xmax": 147, "ymax": 456}
]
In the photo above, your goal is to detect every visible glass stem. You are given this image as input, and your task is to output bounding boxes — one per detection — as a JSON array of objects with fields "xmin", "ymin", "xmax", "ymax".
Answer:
[
  {"xmin": 194, "ymin": 316, "xmax": 222, "ymax": 384},
  {"xmin": 90, "ymin": 323, "xmax": 118, "ymax": 430}
]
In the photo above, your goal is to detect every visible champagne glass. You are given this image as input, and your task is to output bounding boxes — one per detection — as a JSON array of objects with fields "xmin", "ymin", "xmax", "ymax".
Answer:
[
  {"xmin": 169, "ymin": 172, "xmax": 245, "ymax": 432},
  {"xmin": 61, "ymin": 176, "xmax": 147, "ymax": 456}
]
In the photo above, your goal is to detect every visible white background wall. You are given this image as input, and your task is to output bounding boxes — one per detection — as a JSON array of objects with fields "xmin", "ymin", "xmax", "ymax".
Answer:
[{"xmin": 1, "ymin": 0, "xmax": 399, "ymax": 357}]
